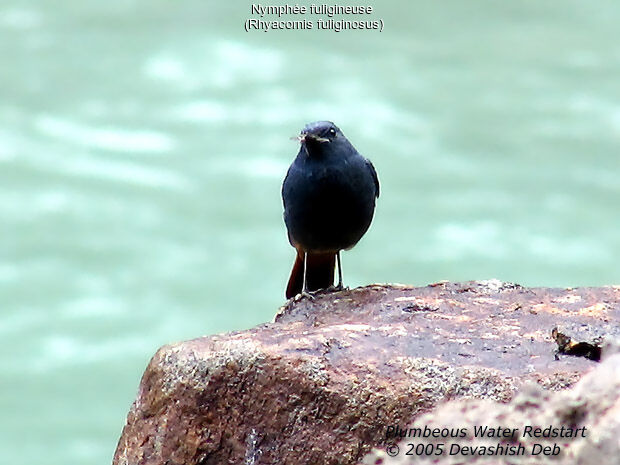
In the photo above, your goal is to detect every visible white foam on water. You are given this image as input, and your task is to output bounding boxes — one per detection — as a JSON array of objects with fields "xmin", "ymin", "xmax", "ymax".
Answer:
[
  {"xmin": 0, "ymin": 129, "xmax": 18, "ymax": 161},
  {"xmin": 609, "ymin": 107, "xmax": 620, "ymax": 134},
  {"xmin": 34, "ymin": 115, "xmax": 175, "ymax": 153},
  {"xmin": 60, "ymin": 296, "xmax": 127, "ymax": 318},
  {"xmin": 0, "ymin": 7, "xmax": 42, "ymax": 30},
  {"xmin": 0, "ymin": 143, "xmax": 15, "ymax": 161},
  {"xmin": 243, "ymin": 157, "xmax": 289, "ymax": 178},
  {"xmin": 169, "ymin": 93, "xmax": 427, "ymax": 140},
  {"xmin": 64, "ymin": 156, "xmax": 190, "ymax": 189},
  {"xmin": 0, "ymin": 307, "xmax": 44, "ymax": 336},
  {"xmin": 527, "ymin": 233, "xmax": 608, "ymax": 263},
  {"xmin": 34, "ymin": 190, "xmax": 71, "ymax": 214},
  {"xmin": 7, "ymin": 334, "xmax": 153, "ymax": 374},
  {"xmin": 210, "ymin": 156, "xmax": 288, "ymax": 180},
  {"xmin": 66, "ymin": 439, "xmax": 107, "ymax": 463},
  {"xmin": 433, "ymin": 221, "xmax": 507, "ymax": 260},
  {"xmin": 212, "ymin": 41, "xmax": 283, "ymax": 86},
  {"xmin": 565, "ymin": 51, "xmax": 600, "ymax": 69},
  {"xmin": 144, "ymin": 41, "xmax": 283, "ymax": 92},
  {"xmin": 144, "ymin": 55, "xmax": 187, "ymax": 82},
  {"xmin": 0, "ymin": 264, "xmax": 18, "ymax": 282},
  {"xmin": 172, "ymin": 100, "xmax": 228, "ymax": 122}
]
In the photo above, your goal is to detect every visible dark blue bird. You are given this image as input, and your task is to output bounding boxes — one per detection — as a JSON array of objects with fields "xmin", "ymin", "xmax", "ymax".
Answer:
[{"xmin": 282, "ymin": 121, "xmax": 379, "ymax": 298}]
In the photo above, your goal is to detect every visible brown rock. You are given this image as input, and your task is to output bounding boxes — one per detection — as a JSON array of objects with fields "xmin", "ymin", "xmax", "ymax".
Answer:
[
  {"xmin": 113, "ymin": 281, "xmax": 620, "ymax": 465},
  {"xmin": 362, "ymin": 348, "xmax": 620, "ymax": 465}
]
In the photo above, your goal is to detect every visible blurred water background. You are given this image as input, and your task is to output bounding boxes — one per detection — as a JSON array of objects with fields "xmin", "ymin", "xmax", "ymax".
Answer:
[{"xmin": 1, "ymin": 0, "xmax": 619, "ymax": 463}]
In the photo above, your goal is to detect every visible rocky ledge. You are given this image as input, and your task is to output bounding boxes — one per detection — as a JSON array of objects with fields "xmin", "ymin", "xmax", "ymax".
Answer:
[
  {"xmin": 363, "ymin": 348, "xmax": 620, "ymax": 465},
  {"xmin": 113, "ymin": 281, "xmax": 620, "ymax": 465}
]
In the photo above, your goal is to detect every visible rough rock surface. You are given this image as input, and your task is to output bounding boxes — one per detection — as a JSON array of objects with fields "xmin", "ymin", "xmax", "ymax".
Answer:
[
  {"xmin": 362, "ymin": 348, "xmax": 620, "ymax": 465},
  {"xmin": 113, "ymin": 281, "xmax": 620, "ymax": 465}
]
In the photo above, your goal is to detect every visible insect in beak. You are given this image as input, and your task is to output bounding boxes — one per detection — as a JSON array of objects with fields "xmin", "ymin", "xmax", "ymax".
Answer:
[
  {"xmin": 292, "ymin": 132, "xmax": 330, "ymax": 143},
  {"xmin": 304, "ymin": 133, "xmax": 330, "ymax": 143}
]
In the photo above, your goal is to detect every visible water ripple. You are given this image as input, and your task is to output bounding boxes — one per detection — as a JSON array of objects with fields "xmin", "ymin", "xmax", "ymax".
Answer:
[{"xmin": 34, "ymin": 115, "xmax": 175, "ymax": 153}]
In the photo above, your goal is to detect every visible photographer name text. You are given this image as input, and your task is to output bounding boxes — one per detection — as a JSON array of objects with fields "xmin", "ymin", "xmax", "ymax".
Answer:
[{"xmin": 384, "ymin": 424, "xmax": 587, "ymax": 458}]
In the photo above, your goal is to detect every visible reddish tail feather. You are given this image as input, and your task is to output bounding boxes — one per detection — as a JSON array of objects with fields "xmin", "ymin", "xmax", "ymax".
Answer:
[{"xmin": 286, "ymin": 250, "xmax": 336, "ymax": 299}]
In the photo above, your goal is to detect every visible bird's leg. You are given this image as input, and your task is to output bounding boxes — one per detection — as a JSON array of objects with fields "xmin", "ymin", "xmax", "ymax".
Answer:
[
  {"xmin": 335, "ymin": 250, "xmax": 343, "ymax": 290},
  {"xmin": 302, "ymin": 251, "xmax": 308, "ymax": 293},
  {"xmin": 327, "ymin": 251, "xmax": 346, "ymax": 293},
  {"xmin": 298, "ymin": 251, "xmax": 315, "ymax": 300}
]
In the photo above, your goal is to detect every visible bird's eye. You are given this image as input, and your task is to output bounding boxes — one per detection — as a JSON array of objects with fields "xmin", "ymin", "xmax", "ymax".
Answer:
[{"xmin": 329, "ymin": 128, "xmax": 336, "ymax": 136}]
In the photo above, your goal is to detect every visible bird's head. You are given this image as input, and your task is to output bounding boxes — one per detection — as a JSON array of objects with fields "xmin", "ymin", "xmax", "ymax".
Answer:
[{"xmin": 296, "ymin": 121, "xmax": 342, "ymax": 145}]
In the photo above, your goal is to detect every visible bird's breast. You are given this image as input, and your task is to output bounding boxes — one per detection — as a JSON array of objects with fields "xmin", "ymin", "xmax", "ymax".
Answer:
[{"xmin": 283, "ymin": 157, "xmax": 376, "ymax": 252}]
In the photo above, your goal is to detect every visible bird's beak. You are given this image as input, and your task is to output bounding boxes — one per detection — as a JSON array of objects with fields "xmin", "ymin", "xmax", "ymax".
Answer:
[
  {"xmin": 291, "ymin": 132, "xmax": 330, "ymax": 143},
  {"xmin": 301, "ymin": 133, "xmax": 330, "ymax": 143}
]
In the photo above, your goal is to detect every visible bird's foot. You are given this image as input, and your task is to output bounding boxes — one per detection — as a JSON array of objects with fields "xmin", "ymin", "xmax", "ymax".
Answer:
[
  {"xmin": 294, "ymin": 290, "xmax": 317, "ymax": 301},
  {"xmin": 293, "ymin": 286, "xmax": 347, "ymax": 302},
  {"xmin": 326, "ymin": 284, "xmax": 348, "ymax": 293}
]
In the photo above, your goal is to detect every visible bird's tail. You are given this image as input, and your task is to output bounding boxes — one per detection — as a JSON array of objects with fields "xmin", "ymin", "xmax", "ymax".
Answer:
[{"xmin": 286, "ymin": 250, "xmax": 335, "ymax": 299}]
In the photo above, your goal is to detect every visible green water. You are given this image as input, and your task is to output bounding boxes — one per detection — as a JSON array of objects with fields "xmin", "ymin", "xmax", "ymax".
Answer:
[{"xmin": 1, "ymin": 1, "xmax": 619, "ymax": 463}]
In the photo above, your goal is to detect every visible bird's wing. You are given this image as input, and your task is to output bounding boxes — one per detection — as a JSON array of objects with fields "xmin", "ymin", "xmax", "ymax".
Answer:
[{"xmin": 365, "ymin": 158, "xmax": 380, "ymax": 198}]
